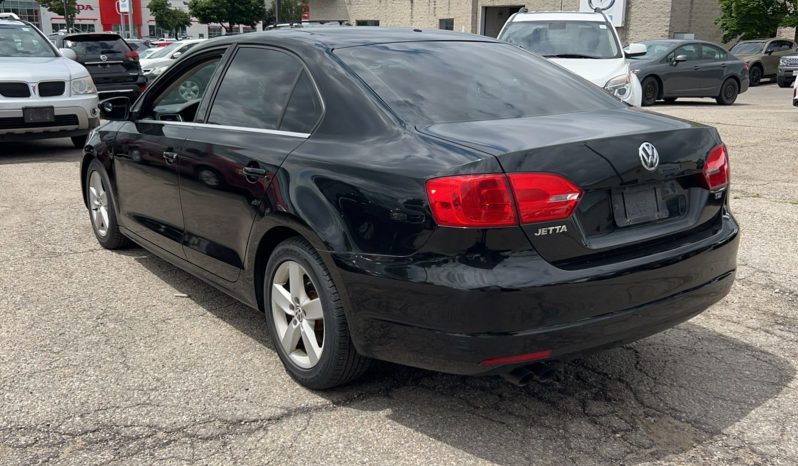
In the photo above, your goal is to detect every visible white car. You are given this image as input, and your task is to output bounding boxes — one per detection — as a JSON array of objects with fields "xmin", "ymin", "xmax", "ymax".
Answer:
[
  {"xmin": 794, "ymin": 79, "xmax": 798, "ymax": 107},
  {"xmin": 0, "ymin": 13, "xmax": 99, "ymax": 147},
  {"xmin": 498, "ymin": 10, "xmax": 647, "ymax": 106},
  {"xmin": 140, "ymin": 39, "xmax": 205, "ymax": 79}
]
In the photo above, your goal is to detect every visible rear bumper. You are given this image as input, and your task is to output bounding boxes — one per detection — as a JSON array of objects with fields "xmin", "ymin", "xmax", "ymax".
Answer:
[
  {"xmin": 0, "ymin": 95, "xmax": 100, "ymax": 139},
  {"xmin": 333, "ymin": 211, "xmax": 739, "ymax": 375}
]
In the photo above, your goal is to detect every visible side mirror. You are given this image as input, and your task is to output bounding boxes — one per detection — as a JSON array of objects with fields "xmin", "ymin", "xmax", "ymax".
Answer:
[
  {"xmin": 99, "ymin": 97, "xmax": 131, "ymax": 121},
  {"xmin": 624, "ymin": 43, "xmax": 647, "ymax": 58},
  {"xmin": 60, "ymin": 48, "xmax": 77, "ymax": 60},
  {"xmin": 171, "ymin": 51, "xmax": 182, "ymax": 59},
  {"xmin": 765, "ymin": 49, "xmax": 774, "ymax": 55},
  {"xmin": 672, "ymin": 54, "xmax": 687, "ymax": 65}
]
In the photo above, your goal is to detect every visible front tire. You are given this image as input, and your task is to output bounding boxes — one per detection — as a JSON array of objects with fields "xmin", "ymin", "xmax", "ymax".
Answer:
[
  {"xmin": 716, "ymin": 78, "xmax": 739, "ymax": 105},
  {"xmin": 264, "ymin": 238, "xmax": 370, "ymax": 389},
  {"xmin": 641, "ymin": 77, "xmax": 659, "ymax": 106},
  {"xmin": 71, "ymin": 135, "xmax": 87, "ymax": 149},
  {"xmin": 85, "ymin": 159, "xmax": 132, "ymax": 249},
  {"xmin": 777, "ymin": 77, "xmax": 793, "ymax": 88}
]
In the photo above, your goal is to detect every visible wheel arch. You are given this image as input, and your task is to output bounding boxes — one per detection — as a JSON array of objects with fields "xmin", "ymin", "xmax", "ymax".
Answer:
[{"xmin": 80, "ymin": 152, "xmax": 95, "ymax": 209}]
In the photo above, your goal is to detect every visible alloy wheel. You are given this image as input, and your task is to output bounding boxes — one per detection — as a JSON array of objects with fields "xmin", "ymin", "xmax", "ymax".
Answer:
[
  {"xmin": 271, "ymin": 260, "xmax": 325, "ymax": 369},
  {"xmin": 178, "ymin": 79, "xmax": 201, "ymax": 101},
  {"xmin": 88, "ymin": 171, "xmax": 109, "ymax": 237}
]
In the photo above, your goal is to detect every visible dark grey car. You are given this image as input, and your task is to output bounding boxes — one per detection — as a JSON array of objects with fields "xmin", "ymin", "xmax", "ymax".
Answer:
[{"xmin": 630, "ymin": 40, "xmax": 749, "ymax": 106}]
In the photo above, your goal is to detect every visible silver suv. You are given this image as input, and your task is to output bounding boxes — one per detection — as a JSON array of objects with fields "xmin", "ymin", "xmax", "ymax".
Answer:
[
  {"xmin": 0, "ymin": 14, "xmax": 99, "ymax": 147},
  {"xmin": 778, "ymin": 54, "xmax": 798, "ymax": 88}
]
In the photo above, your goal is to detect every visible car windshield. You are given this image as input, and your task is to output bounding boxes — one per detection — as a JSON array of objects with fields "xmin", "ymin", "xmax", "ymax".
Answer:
[
  {"xmin": 637, "ymin": 41, "xmax": 675, "ymax": 59},
  {"xmin": 0, "ymin": 24, "xmax": 56, "ymax": 58},
  {"xmin": 731, "ymin": 42, "xmax": 764, "ymax": 54},
  {"xmin": 499, "ymin": 20, "xmax": 621, "ymax": 59},
  {"xmin": 148, "ymin": 42, "xmax": 182, "ymax": 59},
  {"xmin": 64, "ymin": 34, "xmax": 129, "ymax": 58},
  {"xmin": 139, "ymin": 47, "xmax": 160, "ymax": 59},
  {"xmin": 335, "ymin": 41, "xmax": 622, "ymax": 125}
]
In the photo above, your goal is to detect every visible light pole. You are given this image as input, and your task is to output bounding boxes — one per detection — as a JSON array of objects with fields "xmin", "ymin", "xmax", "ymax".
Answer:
[
  {"xmin": 275, "ymin": 0, "xmax": 281, "ymax": 26},
  {"xmin": 62, "ymin": 0, "xmax": 69, "ymax": 31}
]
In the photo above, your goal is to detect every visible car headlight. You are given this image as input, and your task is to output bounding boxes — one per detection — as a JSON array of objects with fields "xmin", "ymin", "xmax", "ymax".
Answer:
[
  {"xmin": 150, "ymin": 65, "xmax": 170, "ymax": 77},
  {"xmin": 604, "ymin": 72, "xmax": 632, "ymax": 101},
  {"xmin": 71, "ymin": 76, "xmax": 97, "ymax": 95}
]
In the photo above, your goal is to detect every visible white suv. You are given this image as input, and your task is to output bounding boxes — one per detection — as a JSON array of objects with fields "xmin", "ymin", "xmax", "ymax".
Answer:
[
  {"xmin": 0, "ymin": 14, "xmax": 99, "ymax": 147},
  {"xmin": 498, "ymin": 10, "xmax": 647, "ymax": 106}
]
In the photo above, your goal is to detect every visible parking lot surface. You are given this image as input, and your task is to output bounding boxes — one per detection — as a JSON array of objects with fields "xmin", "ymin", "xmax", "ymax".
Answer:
[{"xmin": 1, "ymin": 85, "xmax": 797, "ymax": 465}]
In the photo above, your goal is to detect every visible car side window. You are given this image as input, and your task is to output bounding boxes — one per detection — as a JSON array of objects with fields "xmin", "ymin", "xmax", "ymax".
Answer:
[
  {"xmin": 778, "ymin": 41, "xmax": 794, "ymax": 52},
  {"xmin": 143, "ymin": 57, "xmax": 222, "ymax": 122},
  {"xmin": 207, "ymin": 48, "xmax": 304, "ymax": 131},
  {"xmin": 701, "ymin": 44, "xmax": 726, "ymax": 60},
  {"xmin": 765, "ymin": 41, "xmax": 779, "ymax": 53},
  {"xmin": 279, "ymin": 70, "xmax": 322, "ymax": 134},
  {"xmin": 674, "ymin": 44, "xmax": 700, "ymax": 61}
]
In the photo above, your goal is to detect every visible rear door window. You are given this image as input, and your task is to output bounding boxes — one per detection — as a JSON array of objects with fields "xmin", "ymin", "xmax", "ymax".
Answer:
[
  {"xmin": 701, "ymin": 44, "xmax": 726, "ymax": 60},
  {"xmin": 64, "ymin": 34, "xmax": 130, "ymax": 60},
  {"xmin": 207, "ymin": 47, "xmax": 306, "ymax": 131},
  {"xmin": 279, "ymin": 70, "xmax": 322, "ymax": 133}
]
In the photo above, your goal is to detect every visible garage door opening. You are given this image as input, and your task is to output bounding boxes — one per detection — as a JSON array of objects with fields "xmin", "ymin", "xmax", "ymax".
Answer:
[{"xmin": 482, "ymin": 6, "xmax": 524, "ymax": 37}]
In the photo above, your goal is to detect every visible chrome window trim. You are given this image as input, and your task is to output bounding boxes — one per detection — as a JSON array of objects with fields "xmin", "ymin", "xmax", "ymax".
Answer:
[{"xmin": 141, "ymin": 120, "xmax": 311, "ymax": 139}]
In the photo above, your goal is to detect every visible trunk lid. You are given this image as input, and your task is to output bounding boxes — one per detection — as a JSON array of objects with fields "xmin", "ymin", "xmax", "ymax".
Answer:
[{"xmin": 419, "ymin": 108, "xmax": 725, "ymax": 267}]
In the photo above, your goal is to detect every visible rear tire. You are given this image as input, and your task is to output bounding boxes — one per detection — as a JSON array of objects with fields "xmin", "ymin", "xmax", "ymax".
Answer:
[
  {"xmin": 71, "ymin": 135, "xmax": 88, "ymax": 149},
  {"xmin": 749, "ymin": 66, "xmax": 762, "ymax": 86},
  {"xmin": 263, "ymin": 237, "xmax": 370, "ymax": 389},
  {"xmin": 716, "ymin": 78, "xmax": 739, "ymax": 105},
  {"xmin": 641, "ymin": 77, "xmax": 659, "ymax": 106},
  {"xmin": 85, "ymin": 159, "xmax": 133, "ymax": 250}
]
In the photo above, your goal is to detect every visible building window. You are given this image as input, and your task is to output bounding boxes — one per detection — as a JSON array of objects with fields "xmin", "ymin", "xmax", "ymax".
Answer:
[
  {"xmin": 356, "ymin": 20, "xmax": 379, "ymax": 27},
  {"xmin": 3, "ymin": 1, "xmax": 41, "ymax": 28},
  {"xmin": 439, "ymin": 18, "xmax": 454, "ymax": 31},
  {"xmin": 52, "ymin": 23, "xmax": 95, "ymax": 33}
]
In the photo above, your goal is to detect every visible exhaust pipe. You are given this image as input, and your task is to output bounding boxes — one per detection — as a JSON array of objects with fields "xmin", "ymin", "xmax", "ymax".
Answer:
[{"xmin": 502, "ymin": 362, "xmax": 559, "ymax": 386}]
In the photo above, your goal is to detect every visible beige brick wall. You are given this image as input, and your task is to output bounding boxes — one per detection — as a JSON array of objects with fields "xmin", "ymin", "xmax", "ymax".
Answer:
[{"xmin": 306, "ymin": 0, "xmax": 722, "ymax": 44}]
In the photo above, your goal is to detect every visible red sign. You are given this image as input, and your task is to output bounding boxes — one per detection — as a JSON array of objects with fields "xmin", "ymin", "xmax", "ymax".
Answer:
[
  {"xmin": 99, "ymin": 0, "xmax": 143, "ymax": 35},
  {"xmin": 77, "ymin": 4, "xmax": 95, "ymax": 11}
]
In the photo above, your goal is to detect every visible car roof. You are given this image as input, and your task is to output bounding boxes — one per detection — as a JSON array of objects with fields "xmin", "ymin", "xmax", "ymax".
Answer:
[
  {"xmin": 199, "ymin": 27, "xmax": 495, "ymax": 50},
  {"xmin": 0, "ymin": 19, "xmax": 27, "ymax": 27},
  {"xmin": 509, "ymin": 11, "xmax": 607, "ymax": 23}
]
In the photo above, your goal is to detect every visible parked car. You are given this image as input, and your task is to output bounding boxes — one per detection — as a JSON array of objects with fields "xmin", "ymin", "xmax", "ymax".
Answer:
[
  {"xmin": 49, "ymin": 32, "xmax": 147, "ymax": 101},
  {"xmin": 125, "ymin": 38, "xmax": 153, "ymax": 52},
  {"xmin": 498, "ymin": 10, "xmax": 647, "ymax": 106},
  {"xmin": 0, "ymin": 13, "xmax": 99, "ymax": 147},
  {"xmin": 81, "ymin": 28, "xmax": 738, "ymax": 389},
  {"xmin": 630, "ymin": 39, "xmax": 749, "ymax": 105},
  {"xmin": 729, "ymin": 38, "xmax": 797, "ymax": 86},
  {"xmin": 777, "ymin": 52, "xmax": 798, "ymax": 88},
  {"xmin": 140, "ymin": 39, "xmax": 204, "ymax": 80},
  {"xmin": 794, "ymin": 79, "xmax": 798, "ymax": 107},
  {"xmin": 138, "ymin": 46, "xmax": 160, "ymax": 60}
]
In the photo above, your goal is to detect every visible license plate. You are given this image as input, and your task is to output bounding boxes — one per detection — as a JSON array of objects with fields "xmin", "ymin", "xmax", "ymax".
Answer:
[
  {"xmin": 611, "ymin": 184, "xmax": 669, "ymax": 227},
  {"xmin": 23, "ymin": 106, "xmax": 55, "ymax": 123}
]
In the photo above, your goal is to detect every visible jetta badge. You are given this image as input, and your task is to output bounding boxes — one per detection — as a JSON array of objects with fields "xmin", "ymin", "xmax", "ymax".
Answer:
[
  {"xmin": 100, "ymin": 54, "xmax": 108, "ymax": 62},
  {"xmin": 638, "ymin": 142, "xmax": 659, "ymax": 171}
]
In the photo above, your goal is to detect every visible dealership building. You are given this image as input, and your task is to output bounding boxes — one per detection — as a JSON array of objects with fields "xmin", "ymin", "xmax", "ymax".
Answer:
[
  {"xmin": 0, "ymin": 0, "xmax": 260, "ymax": 38},
  {"xmin": 306, "ymin": 0, "xmax": 725, "ymax": 44}
]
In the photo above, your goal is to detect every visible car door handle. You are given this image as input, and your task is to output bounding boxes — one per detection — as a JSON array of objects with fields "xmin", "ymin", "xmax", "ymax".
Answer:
[
  {"xmin": 163, "ymin": 151, "xmax": 178, "ymax": 164},
  {"xmin": 242, "ymin": 167, "xmax": 268, "ymax": 177}
]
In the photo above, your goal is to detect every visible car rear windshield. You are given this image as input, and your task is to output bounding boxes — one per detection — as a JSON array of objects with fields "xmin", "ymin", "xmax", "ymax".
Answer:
[
  {"xmin": 335, "ymin": 41, "xmax": 622, "ymax": 125},
  {"xmin": 499, "ymin": 20, "xmax": 622, "ymax": 59},
  {"xmin": 64, "ymin": 34, "xmax": 130, "ymax": 58},
  {"xmin": 0, "ymin": 24, "xmax": 56, "ymax": 58},
  {"xmin": 730, "ymin": 42, "xmax": 764, "ymax": 54}
]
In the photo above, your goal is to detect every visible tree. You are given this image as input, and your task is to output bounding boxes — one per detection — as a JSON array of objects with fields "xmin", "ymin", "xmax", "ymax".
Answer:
[
  {"xmin": 264, "ymin": 0, "xmax": 307, "ymax": 26},
  {"xmin": 37, "ymin": 0, "xmax": 78, "ymax": 32},
  {"xmin": 716, "ymin": 0, "xmax": 797, "ymax": 43},
  {"xmin": 149, "ymin": 0, "xmax": 192, "ymax": 38},
  {"xmin": 188, "ymin": 0, "xmax": 265, "ymax": 33}
]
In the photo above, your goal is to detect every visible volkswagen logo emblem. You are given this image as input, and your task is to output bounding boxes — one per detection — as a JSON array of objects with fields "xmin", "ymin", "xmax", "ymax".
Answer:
[
  {"xmin": 100, "ymin": 54, "xmax": 108, "ymax": 62},
  {"xmin": 638, "ymin": 142, "xmax": 659, "ymax": 171}
]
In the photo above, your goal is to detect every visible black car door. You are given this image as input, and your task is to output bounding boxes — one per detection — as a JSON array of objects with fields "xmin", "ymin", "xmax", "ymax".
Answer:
[
  {"xmin": 112, "ymin": 48, "xmax": 228, "ymax": 258},
  {"xmin": 177, "ymin": 46, "xmax": 323, "ymax": 281}
]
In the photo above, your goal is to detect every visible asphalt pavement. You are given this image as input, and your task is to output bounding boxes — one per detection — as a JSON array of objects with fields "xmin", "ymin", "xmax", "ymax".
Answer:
[{"xmin": 1, "ymin": 84, "xmax": 796, "ymax": 465}]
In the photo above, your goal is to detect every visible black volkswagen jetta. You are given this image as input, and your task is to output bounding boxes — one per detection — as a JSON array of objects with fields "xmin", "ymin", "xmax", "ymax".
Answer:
[{"xmin": 81, "ymin": 29, "xmax": 738, "ymax": 389}]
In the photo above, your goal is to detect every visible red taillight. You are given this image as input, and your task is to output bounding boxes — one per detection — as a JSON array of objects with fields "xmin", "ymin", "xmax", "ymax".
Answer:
[
  {"xmin": 480, "ymin": 350, "xmax": 552, "ymax": 367},
  {"xmin": 126, "ymin": 50, "xmax": 139, "ymax": 61},
  {"xmin": 744, "ymin": 62, "xmax": 750, "ymax": 70},
  {"xmin": 426, "ymin": 174, "xmax": 516, "ymax": 227},
  {"xmin": 703, "ymin": 144, "xmax": 730, "ymax": 191},
  {"xmin": 426, "ymin": 173, "xmax": 582, "ymax": 228},
  {"xmin": 508, "ymin": 173, "xmax": 582, "ymax": 224}
]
